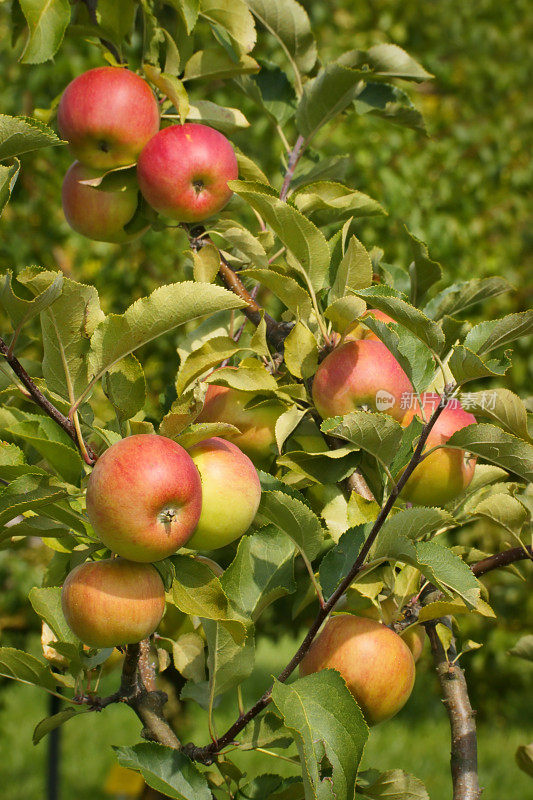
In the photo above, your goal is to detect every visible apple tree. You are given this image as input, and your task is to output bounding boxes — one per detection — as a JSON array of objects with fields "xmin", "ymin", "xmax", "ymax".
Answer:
[{"xmin": 0, "ymin": 1, "xmax": 532, "ymax": 799}]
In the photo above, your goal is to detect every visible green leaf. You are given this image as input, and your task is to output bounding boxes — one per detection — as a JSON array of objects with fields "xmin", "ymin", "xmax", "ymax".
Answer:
[
  {"xmin": 200, "ymin": 0, "xmax": 256, "ymax": 55},
  {"xmin": 329, "ymin": 235, "xmax": 373, "ymax": 303},
  {"xmin": 237, "ymin": 775, "xmax": 304, "ymax": 799},
  {"xmin": 29, "ymin": 586, "xmax": 80, "ymax": 645},
  {"xmin": 362, "ymin": 316, "xmax": 436, "ymax": 394},
  {"xmin": 19, "ymin": 269, "xmax": 105, "ymax": 402},
  {"xmin": 102, "ymin": 355, "xmax": 145, "ymax": 421},
  {"xmin": 321, "ymin": 412, "xmax": 404, "ymax": 466},
  {"xmin": 0, "ymin": 647, "xmax": 59, "ymax": 692},
  {"xmin": 341, "ymin": 44, "xmax": 433, "ymax": 83},
  {"xmin": 447, "ymin": 423, "xmax": 533, "ymax": 483},
  {"xmin": 293, "ymin": 182, "xmax": 385, "ymax": 223},
  {"xmin": 0, "ymin": 159, "xmax": 20, "ymax": 215},
  {"xmin": 176, "ymin": 336, "xmax": 240, "ymax": 395},
  {"xmin": 271, "ymin": 671, "xmax": 368, "ymax": 800},
  {"xmin": 278, "ymin": 448, "xmax": 359, "ymax": 485},
  {"xmin": 114, "ymin": 743, "xmax": 211, "ymax": 800},
  {"xmin": 240, "ymin": 268, "xmax": 312, "ymax": 320},
  {"xmin": 238, "ymin": 712, "xmax": 293, "ymax": 751},
  {"xmin": 186, "ymin": 100, "xmax": 249, "ymax": 134},
  {"xmin": 33, "ymin": 707, "xmax": 89, "ymax": 745},
  {"xmin": 4, "ymin": 414, "xmax": 84, "ymax": 484},
  {"xmin": 275, "ymin": 405, "xmax": 308, "ymax": 453},
  {"xmin": 464, "ymin": 311, "xmax": 533, "ymax": 356},
  {"xmin": 470, "ymin": 493, "xmax": 529, "ymax": 536},
  {"xmin": 95, "ymin": 0, "xmax": 137, "ymax": 43},
  {"xmin": 296, "ymin": 64, "xmax": 364, "ymax": 143},
  {"xmin": 246, "ymin": 0, "xmax": 317, "ymax": 77},
  {"xmin": 0, "ymin": 474, "xmax": 67, "ymax": 525},
  {"xmin": 515, "ymin": 743, "xmax": 533, "ymax": 778},
  {"xmin": 258, "ymin": 490, "xmax": 324, "ymax": 561},
  {"xmin": 174, "ymin": 422, "xmax": 241, "ymax": 449},
  {"xmin": 0, "ymin": 270, "xmax": 63, "ymax": 334},
  {"xmin": 169, "ymin": 0, "xmax": 199, "ymax": 34},
  {"xmin": 184, "ymin": 49, "xmax": 259, "ymax": 81},
  {"xmin": 234, "ymin": 147, "xmax": 270, "ymax": 184},
  {"xmin": 417, "ymin": 598, "xmax": 495, "ymax": 623},
  {"xmin": 353, "ymin": 287, "xmax": 445, "ymax": 354},
  {"xmin": 204, "ymin": 361, "xmax": 278, "ymax": 393},
  {"xmin": 18, "ymin": 0, "xmax": 70, "ymax": 63},
  {"xmin": 284, "ymin": 322, "xmax": 318, "ymax": 379},
  {"xmin": 319, "ymin": 526, "xmax": 365, "ymax": 599},
  {"xmin": 214, "ymin": 221, "xmax": 268, "ymax": 266},
  {"xmin": 324, "ymin": 296, "xmax": 367, "ymax": 335},
  {"xmin": 229, "ymin": 181, "xmax": 330, "ymax": 292},
  {"xmin": 374, "ymin": 507, "xmax": 456, "ymax": 549},
  {"xmin": 448, "ymin": 345, "xmax": 511, "ymax": 385},
  {"xmin": 201, "ymin": 617, "xmax": 255, "ymax": 699},
  {"xmin": 460, "ymin": 388, "xmax": 531, "ymax": 442},
  {"xmin": 144, "ymin": 65, "xmax": 189, "ymax": 124},
  {"xmin": 169, "ymin": 555, "xmax": 246, "ymax": 644},
  {"xmin": 356, "ymin": 768, "xmax": 429, "ymax": 799},
  {"xmin": 237, "ymin": 63, "xmax": 296, "ymax": 125},
  {"xmin": 223, "ymin": 526, "xmax": 296, "ymax": 620},
  {"xmin": 405, "ymin": 226, "xmax": 443, "ymax": 307},
  {"xmin": 508, "ymin": 635, "xmax": 533, "ymax": 663},
  {"xmin": 86, "ymin": 282, "xmax": 246, "ymax": 401},
  {"xmin": 170, "ymin": 632, "xmax": 205, "ymax": 682},
  {"xmin": 424, "ymin": 277, "xmax": 511, "ymax": 320},
  {"xmin": 355, "ymin": 83, "xmax": 427, "ymax": 133},
  {"xmin": 0, "ymin": 114, "xmax": 62, "ymax": 159}
]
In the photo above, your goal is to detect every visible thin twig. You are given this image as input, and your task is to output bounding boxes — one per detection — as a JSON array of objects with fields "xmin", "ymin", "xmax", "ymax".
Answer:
[
  {"xmin": 471, "ymin": 545, "xmax": 532, "ymax": 576},
  {"xmin": 0, "ymin": 336, "xmax": 97, "ymax": 465},
  {"xmin": 280, "ymin": 135, "xmax": 305, "ymax": 201}
]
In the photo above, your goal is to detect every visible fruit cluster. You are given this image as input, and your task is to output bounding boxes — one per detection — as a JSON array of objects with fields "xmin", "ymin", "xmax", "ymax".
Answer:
[
  {"xmin": 58, "ymin": 67, "xmax": 238, "ymax": 242},
  {"xmin": 61, "ymin": 434, "xmax": 261, "ymax": 648}
]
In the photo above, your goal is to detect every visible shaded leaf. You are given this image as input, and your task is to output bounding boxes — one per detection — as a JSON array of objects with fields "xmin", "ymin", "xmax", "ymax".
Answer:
[
  {"xmin": 321, "ymin": 412, "xmax": 403, "ymax": 466},
  {"xmin": 18, "ymin": 0, "xmax": 70, "ymax": 63},
  {"xmin": 114, "ymin": 743, "xmax": 211, "ymax": 800},
  {"xmin": 447, "ymin": 423, "xmax": 533, "ymax": 483},
  {"xmin": 258, "ymin": 490, "xmax": 324, "ymax": 561}
]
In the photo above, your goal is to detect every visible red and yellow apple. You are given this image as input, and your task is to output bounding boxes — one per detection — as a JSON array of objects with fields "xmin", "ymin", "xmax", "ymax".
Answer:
[
  {"xmin": 86, "ymin": 434, "xmax": 202, "ymax": 562},
  {"xmin": 186, "ymin": 437, "xmax": 261, "ymax": 550},
  {"xmin": 57, "ymin": 67, "xmax": 160, "ymax": 170},
  {"xmin": 196, "ymin": 383, "xmax": 283, "ymax": 467},
  {"xmin": 312, "ymin": 339, "xmax": 413, "ymax": 424},
  {"xmin": 401, "ymin": 399, "xmax": 477, "ymax": 506},
  {"xmin": 62, "ymin": 162, "xmax": 147, "ymax": 243},
  {"xmin": 137, "ymin": 123, "xmax": 238, "ymax": 222},
  {"xmin": 61, "ymin": 558, "xmax": 165, "ymax": 648},
  {"xmin": 300, "ymin": 615, "xmax": 415, "ymax": 725},
  {"xmin": 343, "ymin": 309, "xmax": 395, "ymax": 342}
]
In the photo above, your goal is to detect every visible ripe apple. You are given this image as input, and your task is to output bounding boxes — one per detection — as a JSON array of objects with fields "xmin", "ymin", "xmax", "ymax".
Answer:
[
  {"xmin": 343, "ymin": 309, "xmax": 395, "ymax": 342},
  {"xmin": 57, "ymin": 67, "xmax": 160, "ymax": 170},
  {"xmin": 62, "ymin": 161, "xmax": 147, "ymax": 243},
  {"xmin": 86, "ymin": 434, "xmax": 202, "ymax": 562},
  {"xmin": 136, "ymin": 123, "xmax": 238, "ymax": 222},
  {"xmin": 186, "ymin": 437, "xmax": 261, "ymax": 550},
  {"xmin": 299, "ymin": 615, "xmax": 415, "ymax": 725},
  {"xmin": 401, "ymin": 625, "xmax": 425, "ymax": 662},
  {"xmin": 196, "ymin": 383, "xmax": 283, "ymax": 467},
  {"xmin": 312, "ymin": 339, "xmax": 413, "ymax": 424},
  {"xmin": 400, "ymin": 399, "xmax": 477, "ymax": 506},
  {"xmin": 61, "ymin": 558, "xmax": 165, "ymax": 648}
]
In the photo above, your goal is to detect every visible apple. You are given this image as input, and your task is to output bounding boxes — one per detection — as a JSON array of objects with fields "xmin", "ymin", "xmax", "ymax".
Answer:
[
  {"xmin": 61, "ymin": 558, "xmax": 165, "ymax": 648},
  {"xmin": 86, "ymin": 434, "xmax": 202, "ymax": 562},
  {"xmin": 312, "ymin": 339, "xmax": 414, "ymax": 424},
  {"xmin": 136, "ymin": 123, "xmax": 238, "ymax": 222},
  {"xmin": 343, "ymin": 309, "xmax": 395, "ymax": 342},
  {"xmin": 186, "ymin": 437, "xmax": 261, "ymax": 550},
  {"xmin": 196, "ymin": 383, "xmax": 283, "ymax": 467},
  {"xmin": 57, "ymin": 67, "xmax": 160, "ymax": 170},
  {"xmin": 401, "ymin": 625, "xmax": 425, "ymax": 663},
  {"xmin": 299, "ymin": 615, "xmax": 415, "ymax": 725},
  {"xmin": 400, "ymin": 399, "xmax": 477, "ymax": 506},
  {"xmin": 62, "ymin": 161, "xmax": 147, "ymax": 243}
]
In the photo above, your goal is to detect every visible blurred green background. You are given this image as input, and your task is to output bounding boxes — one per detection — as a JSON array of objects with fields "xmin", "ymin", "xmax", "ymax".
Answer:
[{"xmin": 0, "ymin": 0, "xmax": 531, "ymax": 797}]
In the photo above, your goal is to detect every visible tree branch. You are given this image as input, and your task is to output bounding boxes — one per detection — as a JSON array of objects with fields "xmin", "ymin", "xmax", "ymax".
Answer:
[
  {"xmin": 186, "ymin": 390, "xmax": 453, "ymax": 763},
  {"xmin": 426, "ymin": 623, "xmax": 481, "ymax": 800},
  {"xmin": 0, "ymin": 336, "xmax": 97, "ymax": 465},
  {"xmin": 471, "ymin": 545, "xmax": 532, "ymax": 577},
  {"xmin": 87, "ymin": 641, "xmax": 181, "ymax": 749},
  {"xmin": 280, "ymin": 135, "xmax": 305, "ymax": 201}
]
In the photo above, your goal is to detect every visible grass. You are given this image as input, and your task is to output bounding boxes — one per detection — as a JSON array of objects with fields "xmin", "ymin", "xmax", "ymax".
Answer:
[{"xmin": 0, "ymin": 633, "xmax": 531, "ymax": 799}]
